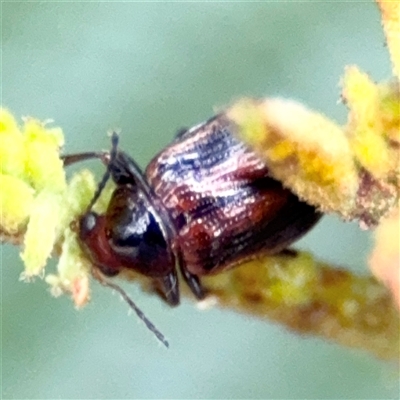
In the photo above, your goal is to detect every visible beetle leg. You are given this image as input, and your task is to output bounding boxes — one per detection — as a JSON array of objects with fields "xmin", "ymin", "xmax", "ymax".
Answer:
[
  {"xmin": 174, "ymin": 249, "xmax": 205, "ymax": 300},
  {"xmin": 180, "ymin": 266, "xmax": 205, "ymax": 300},
  {"xmin": 61, "ymin": 151, "xmax": 109, "ymax": 167},
  {"xmin": 61, "ymin": 134, "xmax": 119, "ymax": 211},
  {"xmin": 158, "ymin": 270, "xmax": 180, "ymax": 306},
  {"xmin": 174, "ymin": 127, "xmax": 189, "ymax": 140},
  {"xmin": 278, "ymin": 248, "xmax": 298, "ymax": 257}
]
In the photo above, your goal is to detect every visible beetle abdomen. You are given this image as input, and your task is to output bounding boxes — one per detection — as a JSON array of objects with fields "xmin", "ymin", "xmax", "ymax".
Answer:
[{"xmin": 146, "ymin": 116, "xmax": 321, "ymax": 275}]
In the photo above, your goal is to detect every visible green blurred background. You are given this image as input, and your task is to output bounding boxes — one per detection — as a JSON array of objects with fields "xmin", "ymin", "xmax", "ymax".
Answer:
[{"xmin": 2, "ymin": 1, "xmax": 399, "ymax": 399}]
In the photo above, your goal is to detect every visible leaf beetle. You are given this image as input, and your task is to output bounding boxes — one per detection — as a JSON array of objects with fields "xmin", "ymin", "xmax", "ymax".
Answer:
[{"xmin": 63, "ymin": 113, "xmax": 322, "ymax": 346}]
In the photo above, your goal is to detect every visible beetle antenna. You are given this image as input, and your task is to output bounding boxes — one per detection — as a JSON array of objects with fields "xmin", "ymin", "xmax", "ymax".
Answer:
[
  {"xmin": 92, "ymin": 268, "xmax": 169, "ymax": 348},
  {"xmin": 87, "ymin": 132, "xmax": 120, "ymax": 211}
]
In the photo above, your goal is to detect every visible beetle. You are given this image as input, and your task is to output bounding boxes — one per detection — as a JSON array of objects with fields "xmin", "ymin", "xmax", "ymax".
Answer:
[{"xmin": 63, "ymin": 113, "xmax": 322, "ymax": 345}]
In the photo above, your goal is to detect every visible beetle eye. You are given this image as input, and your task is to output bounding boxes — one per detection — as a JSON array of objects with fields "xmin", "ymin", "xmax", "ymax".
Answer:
[{"xmin": 79, "ymin": 211, "xmax": 99, "ymax": 238}]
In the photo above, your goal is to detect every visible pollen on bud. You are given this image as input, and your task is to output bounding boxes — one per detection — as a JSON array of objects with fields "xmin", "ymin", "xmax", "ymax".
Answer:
[
  {"xmin": 20, "ymin": 190, "xmax": 63, "ymax": 277},
  {"xmin": 46, "ymin": 227, "xmax": 92, "ymax": 307},
  {"xmin": 0, "ymin": 174, "xmax": 34, "ymax": 235},
  {"xmin": 0, "ymin": 109, "xmax": 25, "ymax": 178},
  {"xmin": 377, "ymin": 0, "xmax": 400, "ymax": 78},
  {"xmin": 1, "ymin": 109, "xmax": 68, "ymax": 241},
  {"xmin": 23, "ymin": 118, "xmax": 66, "ymax": 192},
  {"xmin": 342, "ymin": 66, "xmax": 397, "ymax": 181},
  {"xmin": 227, "ymin": 98, "xmax": 359, "ymax": 218}
]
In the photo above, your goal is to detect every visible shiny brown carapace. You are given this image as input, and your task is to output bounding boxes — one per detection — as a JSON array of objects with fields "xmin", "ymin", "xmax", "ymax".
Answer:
[{"xmin": 75, "ymin": 114, "xmax": 322, "ymax": 307}]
